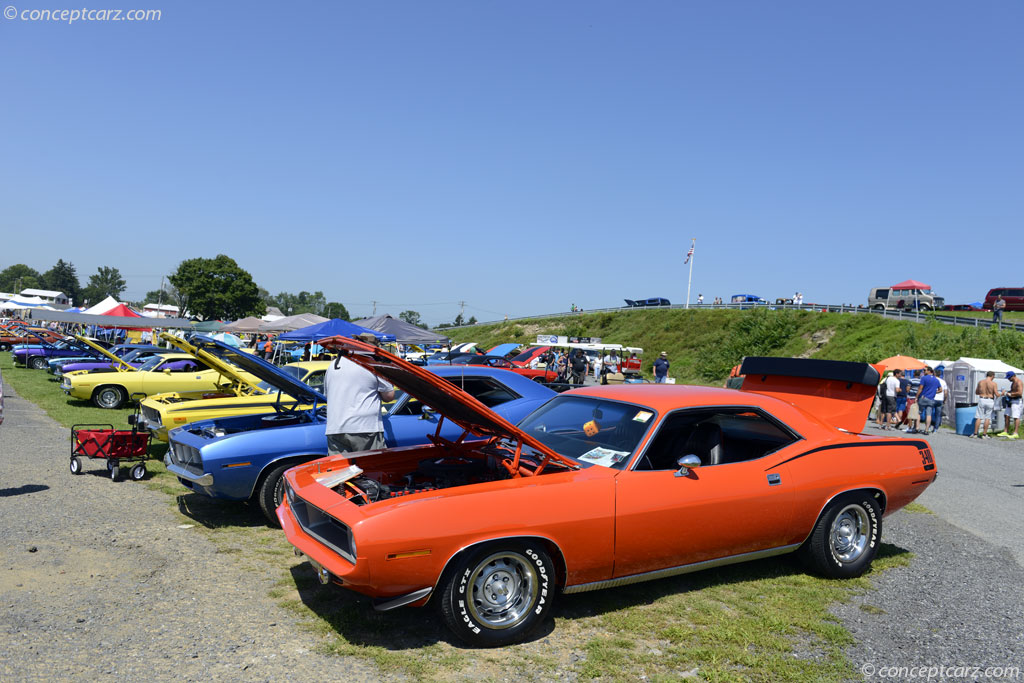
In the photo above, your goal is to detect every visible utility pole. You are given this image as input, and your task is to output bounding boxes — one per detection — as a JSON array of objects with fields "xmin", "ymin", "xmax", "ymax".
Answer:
[
  {"xmin": 684, "ymin": 238, "xmax": 696, "ymax": 309},
  {"xmin": 157, "ymin": 275, "xmax": 164, "ymax": 316},
  {"xmin": 372, "ymin": 300, "xmax": 377, "ymax": 315},
  {"xmin": 459, "ymin": 300, "xmax": 465, "ymax": 324}
]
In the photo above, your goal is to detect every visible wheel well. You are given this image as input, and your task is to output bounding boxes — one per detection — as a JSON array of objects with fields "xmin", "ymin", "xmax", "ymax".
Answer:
[
  {"xmin": 802, "ymin": 487, "xmax": 887, "ymax": 546},
  {"xmin": 433, "ymin": 535, "xmax": 570, "ymax": 602},
  {"xmin": 249, "ymin": 454, "xmax": 319, "ymax": 500}
]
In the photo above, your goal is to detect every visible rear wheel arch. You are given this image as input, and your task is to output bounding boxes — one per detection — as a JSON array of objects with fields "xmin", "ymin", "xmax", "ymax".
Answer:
[{"xmin": 804, "ymin": 488, "xmax": 887, "ymax": 540}]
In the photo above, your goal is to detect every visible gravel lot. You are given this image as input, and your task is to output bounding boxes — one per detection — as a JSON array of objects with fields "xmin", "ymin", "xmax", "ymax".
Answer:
[
  {"xmin": 838, "ymin": 426, "xmax": 1024, "ymax": 681},
  {"xmin": 2, "ymin": 378, "xmax": 1022, "ymax": 682}
]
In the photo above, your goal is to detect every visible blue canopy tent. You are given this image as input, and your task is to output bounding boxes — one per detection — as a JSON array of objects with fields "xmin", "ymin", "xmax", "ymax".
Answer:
[{"xmin": 278, "ymin": 318, "xmax": 395, "ymax": 343}]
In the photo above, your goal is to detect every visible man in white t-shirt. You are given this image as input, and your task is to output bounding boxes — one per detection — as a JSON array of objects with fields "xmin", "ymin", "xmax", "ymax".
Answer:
[
  {"xmin": 600, "ymin": 350, "xmax": 620, "ymax": 385},
  {"xmin": 323, "ymin": 333, "xmax": 395, "ymax": 456},
  {"xmin": 933, "ymin": 370, "xmax": 948, "ymax": 432},
  {"xmin": 881, "ymin": 370, "xmax": 902, "ymax": 429}
]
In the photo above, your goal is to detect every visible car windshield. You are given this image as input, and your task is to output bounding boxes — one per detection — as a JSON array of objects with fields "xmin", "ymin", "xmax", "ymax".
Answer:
[
  {"xmin": 136, "ymin": 356, "xmax": 165, "ymax": 372},
  {"xmin": 517, "ymin": 395, "xmax": 655, "ymax": 470},
  {"xmin": 256, "ymin": 365, "xmax": 305, "ymax": 392},
  {"xmin": 120, "ymin": 349, "xmax": 147, "ymax": 362}
]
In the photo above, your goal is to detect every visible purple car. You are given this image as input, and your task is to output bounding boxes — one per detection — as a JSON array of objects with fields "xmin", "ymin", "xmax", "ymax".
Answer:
[
  {"xmin": 12, "ymin": 337, "xmax": 111, "ymax": 370},
  {"xmin": 53, "ymin": 345, "xmax": 167, "ymax": 379}
]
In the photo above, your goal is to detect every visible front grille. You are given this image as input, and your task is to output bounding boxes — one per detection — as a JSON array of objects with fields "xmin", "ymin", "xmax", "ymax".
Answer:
[
  {"xmin": 168, "ymin": 441, "xmax": 204, "ymax": 475},
  {"xmin": 141, "ymin": 404, "xmax": 162, "ymax": 428},
  {"xmin": 286, "ymin": 483, "xmax": 356, "ymax": 563}
]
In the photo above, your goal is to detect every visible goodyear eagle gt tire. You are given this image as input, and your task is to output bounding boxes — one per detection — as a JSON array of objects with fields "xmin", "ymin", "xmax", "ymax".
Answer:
[
  {"xmin": 440, "ymin": 542, "xmax": 554, "ymax": 647},
  {"xmin": 802, "ymin": 492, "xmax": 881, "ymax": 579}
]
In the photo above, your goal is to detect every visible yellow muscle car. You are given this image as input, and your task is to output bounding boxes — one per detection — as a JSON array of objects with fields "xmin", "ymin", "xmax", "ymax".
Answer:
[
  {"xmin": 61, "ymin": 334, "xmax": 260, "ymax": 410},
  {"xmin": 140, "ymin": 357, "xmax": 329, "ymax": 441}
]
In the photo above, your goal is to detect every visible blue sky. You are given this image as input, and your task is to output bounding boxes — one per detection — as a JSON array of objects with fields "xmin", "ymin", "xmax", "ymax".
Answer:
[{"xmin": 2, "ymin": 1, "xmax": 1021, "ymax": 325}]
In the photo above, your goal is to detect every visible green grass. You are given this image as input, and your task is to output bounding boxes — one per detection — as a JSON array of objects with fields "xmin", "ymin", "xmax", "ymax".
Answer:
[
  {"xmin": 1, "ymin": 335, "xmax": 924, "ymax": 681},
  {"xmin": 444, "ymin": 308, "xmax": 1024, "ymax": 383}
]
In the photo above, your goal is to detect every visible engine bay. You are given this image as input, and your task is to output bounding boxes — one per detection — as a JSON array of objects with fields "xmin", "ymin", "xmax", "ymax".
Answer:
[
  {"xmin": 339, "ymin": 452, "xmax": 510, "ymax": 505},
  {"xmin": 328, "ymin": 441, "xmax": 571, "ymax": 506}
]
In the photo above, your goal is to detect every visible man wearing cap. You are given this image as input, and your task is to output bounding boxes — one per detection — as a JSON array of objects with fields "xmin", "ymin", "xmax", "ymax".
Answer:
[
  {"xmin": 323, "ymin": 332, "xmax": 395, "ymax": 456},
  {"xmin": 653, "ymin": 351, "xmax": 670, "ymax": 384},
  {"xmin": 995, "ymin": 370, "xmax": 1023, "ymax": 439}
]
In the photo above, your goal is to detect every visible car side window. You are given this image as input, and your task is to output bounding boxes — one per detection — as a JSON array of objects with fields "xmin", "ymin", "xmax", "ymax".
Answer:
[
  {"xmin": 305, "ymin": 371, "xmax": 325, "ymax": 391},
  {"xmin": 635, "ymin": 407, "xmax": 797, "ymax": 471}
]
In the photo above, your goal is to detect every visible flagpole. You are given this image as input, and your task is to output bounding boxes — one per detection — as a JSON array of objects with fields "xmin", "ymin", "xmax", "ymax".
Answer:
[{"xmin": 685, "ymin": 238, "xmax": 695, "ymax": 309}]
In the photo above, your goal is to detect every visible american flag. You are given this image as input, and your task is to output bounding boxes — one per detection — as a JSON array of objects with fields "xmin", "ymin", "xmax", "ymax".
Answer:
[{"xmin": 684, "ymin": 242, "xmax": 695, "ymax": 264}]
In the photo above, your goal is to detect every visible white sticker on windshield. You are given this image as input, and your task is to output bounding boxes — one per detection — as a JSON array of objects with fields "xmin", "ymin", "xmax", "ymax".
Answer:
[
  {"xmin": 633, "ymin": 411, "xmax": 653, "ymax": 423},
  {"xmin": 580, "ymin": 447, "xmax": 631, "ymax": 468}
]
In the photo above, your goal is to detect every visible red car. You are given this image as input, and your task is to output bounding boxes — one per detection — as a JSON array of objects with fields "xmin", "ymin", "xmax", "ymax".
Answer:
[{"xmin": 280, "ymin": 341, "xmax": 936, "ymax": 646}]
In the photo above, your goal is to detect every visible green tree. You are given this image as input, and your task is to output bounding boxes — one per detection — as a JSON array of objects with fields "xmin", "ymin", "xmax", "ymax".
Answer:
[
  {"xmin": 40, "ymin": 259, "xmax": 81, "ymax": 306},
  {"xmin": 399, "ymin": 310, "xmax": 424, "ymax": 328},
  {"xmin": 81, "ymin": 266, "xmax": 126, "ymax": 305},
  {"xmin": 453, "ymin": 313, "xmax": 465, "ymax": 327},
  {"xmin": 168, "ymin": 254, "xmax": 265, "ymax": 320},
  {"xmin": 467, "ymin": 315, "xmax": 478, "ymax": 325},
  {"xmin": 323, "ymin": 301, "xmax": 349, "ymax": 320},
  {"xmin": 0, "ymin": 264, "xmax": 42, "ymax": 293}
]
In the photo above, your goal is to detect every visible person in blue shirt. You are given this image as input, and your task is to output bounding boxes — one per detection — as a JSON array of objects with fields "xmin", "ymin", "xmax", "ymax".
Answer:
[
  {"xmin": 916, "ymin": 366, "xmax": 942, "ymax": 433},
  {"xmin": 653, "ymin": 351, "xmax": 670, "ymax": 383}
]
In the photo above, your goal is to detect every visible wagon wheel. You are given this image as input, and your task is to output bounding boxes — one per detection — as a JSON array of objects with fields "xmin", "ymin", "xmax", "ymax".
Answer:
[
  {"xmin": 69, "ymin": 457, "xmax": 83, "ymax": 475},
  {"xmin": 130, "ymin": 464, "xmax": 146, "ymax": 481},
  {"xmin": 110, "ymin": 465, "xmax": 120, "ymax": 481},
  {"xmin": 106, "ymin": 459, "xmax": 116, "ymax": 471}
]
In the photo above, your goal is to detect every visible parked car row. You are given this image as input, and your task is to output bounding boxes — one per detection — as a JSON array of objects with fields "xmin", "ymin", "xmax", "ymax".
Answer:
[{"xmin": 9, "ymin": 323, "xmax": 936, "ymax": 648}]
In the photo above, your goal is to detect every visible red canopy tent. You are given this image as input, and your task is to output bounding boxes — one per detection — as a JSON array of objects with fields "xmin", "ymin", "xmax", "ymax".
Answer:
[
  {"xmin": 102, "ymin": 303, "xmax": 143, "ymax": 318},
  {"xmin": 891, "ymin": 279, "xmax": 931, "ymax": 290}
]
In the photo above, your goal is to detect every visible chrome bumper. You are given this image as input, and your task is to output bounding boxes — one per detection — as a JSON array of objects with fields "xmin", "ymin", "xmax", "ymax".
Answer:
[{"xmin": 164, "ymin": 454, "xmax": 214, "ymax": 487}]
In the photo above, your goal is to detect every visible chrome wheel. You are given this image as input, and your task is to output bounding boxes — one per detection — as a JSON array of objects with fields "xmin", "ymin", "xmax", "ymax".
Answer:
[
  {"xmin": 93, "ymin": 386, "xmax": 125, "ymax": 409},
  {"xmin": 466, "ymin": 552, "xmax": 539, "ymax": 630},
  {"xmin": 830, "ymin": 504, "xmax": 870, "ymax": 563}
]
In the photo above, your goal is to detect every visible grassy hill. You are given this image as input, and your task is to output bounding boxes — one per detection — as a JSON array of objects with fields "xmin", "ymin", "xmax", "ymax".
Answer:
[{"xmin": 440, "ymin": 309, "xmax": 1024, "ymax": 384}]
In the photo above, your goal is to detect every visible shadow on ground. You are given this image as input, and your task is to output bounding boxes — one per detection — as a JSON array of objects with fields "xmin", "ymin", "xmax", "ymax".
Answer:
[
  {"xmin": 176, "ymin": 492, "xmax": 269, "ymax": 529},
  {"xmin": 0, "ymin": 483, "xmax": 49, "ymax": 497},
  {"xmin": 286, "ymin": 540, "xmax": 911, "ymax": 651}
]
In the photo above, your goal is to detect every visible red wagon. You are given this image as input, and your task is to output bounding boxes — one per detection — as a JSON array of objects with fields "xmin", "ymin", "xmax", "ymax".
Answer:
[{"xmin": 70, "ymin": 422, "xmax": 152, "ymax": 481}]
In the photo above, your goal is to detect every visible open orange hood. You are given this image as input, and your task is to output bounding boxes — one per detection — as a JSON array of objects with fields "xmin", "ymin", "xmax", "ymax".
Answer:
[{"xmin": 738, "ymin": 357, "xmax": 882, "ymax": 433}]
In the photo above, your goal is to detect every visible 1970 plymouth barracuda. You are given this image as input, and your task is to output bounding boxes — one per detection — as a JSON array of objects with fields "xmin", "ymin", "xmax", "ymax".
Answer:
[
  {"xmin": 278, "ymin": 339, "xmax": 937, "ymax": 646},
  {"xmin": 163, "ymin": 340, "xmax": 557, "ymax": 523},
  {"xmin": 61, "ymin": 340, "xmax": 259, "ymax": 409},
  {"xmin": 48, "ymin": 342, "xmax": 166, "ymax": 377},
  {"xmin": 12, "ymin": 334, "xmax": 110, "ymax": 369}
]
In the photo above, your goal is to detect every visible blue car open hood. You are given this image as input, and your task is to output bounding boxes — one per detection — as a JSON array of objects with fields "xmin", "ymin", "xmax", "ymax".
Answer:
[{"xmin": 185, "ymin": 335, "xmax": 327, "ymax": 405}]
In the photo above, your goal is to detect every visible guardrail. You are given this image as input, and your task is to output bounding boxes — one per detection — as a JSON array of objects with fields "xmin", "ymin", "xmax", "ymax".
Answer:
[{"xmin": 438, "ymin": 304, "xmax": 1024, "ymax": 334}]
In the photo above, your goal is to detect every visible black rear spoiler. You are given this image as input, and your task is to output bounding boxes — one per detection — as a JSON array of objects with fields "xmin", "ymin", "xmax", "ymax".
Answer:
[{"xmin": 739, "ymin": 357, "xmax": 880, "ymax": 387}]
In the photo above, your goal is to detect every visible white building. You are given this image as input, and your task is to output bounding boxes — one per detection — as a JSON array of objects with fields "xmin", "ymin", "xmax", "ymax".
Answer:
[
  {"xmin": 143, "ymin": 303, "xmax": 180, "ymax": 318},
  {"xmin": 20, "ymin": 288, "xmax": 69, "ymax": 305}
]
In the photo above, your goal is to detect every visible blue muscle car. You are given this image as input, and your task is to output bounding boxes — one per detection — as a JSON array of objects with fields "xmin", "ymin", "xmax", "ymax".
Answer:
[{"xmin": 164, "ymin": 340, "xmax": 557, "ymax": 523}]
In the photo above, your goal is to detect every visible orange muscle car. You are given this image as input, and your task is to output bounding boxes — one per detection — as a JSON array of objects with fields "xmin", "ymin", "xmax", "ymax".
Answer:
[{"xmin": 279, "ymin": 339, "xmax": 937, "ymax": 646}]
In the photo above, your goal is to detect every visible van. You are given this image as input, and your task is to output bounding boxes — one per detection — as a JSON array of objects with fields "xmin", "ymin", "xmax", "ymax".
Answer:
[
  {"xmin": 867, "ymin": 287, "xmax": 944, "ymax": 311},
  {"xmin": 983, "ymin": 288, "xmax": 1024, "ymax": 311}
]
